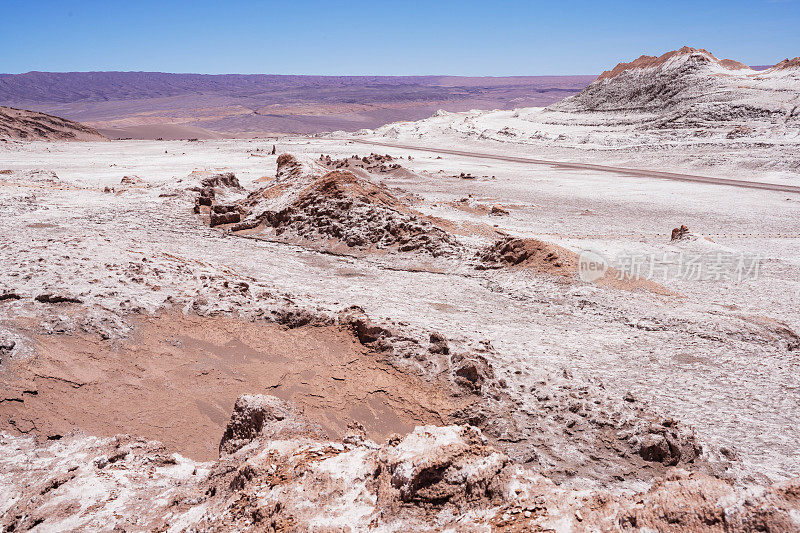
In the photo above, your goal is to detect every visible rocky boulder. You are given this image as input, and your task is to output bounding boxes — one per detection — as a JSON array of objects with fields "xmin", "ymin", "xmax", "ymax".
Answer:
[
  {"xmin": 201, "ymin": 172, "xmax": 241, "ymax": 191},
  {"xmin": 632, "ymin": 423, "xmax": 702, "ymax": 466},
  {"xmin": 671, "ymin": 224, "xmax": 691, "ymax": 241},
  {"xmin": 219, "ymin": 394, "xmax": 323, "ymax": 455},
  {"xmin": 337, "ymin": 305, "xmax": 394, "ymax": 345},
  {"xmin": 381, "ymin": 425, "xmax": 509, "ymax": 505}
]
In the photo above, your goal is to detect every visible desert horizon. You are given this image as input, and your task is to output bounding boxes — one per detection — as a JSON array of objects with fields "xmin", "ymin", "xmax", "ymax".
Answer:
[{"xmin": 0, "ymin": 56, "xmax": 784, "ymax": 139}]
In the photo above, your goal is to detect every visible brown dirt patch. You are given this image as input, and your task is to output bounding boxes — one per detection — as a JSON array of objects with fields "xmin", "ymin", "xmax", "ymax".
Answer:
[
  {"xmin": 447, "ymin": 199, "xmax": 492, "ymax": 216},
  {"xmin": 0, "ymin": 313, "xmax": 463, "ymax": 461},
  {"xmin": 479, "ymin": 237, "xmax": 676, "ymax": 296}
]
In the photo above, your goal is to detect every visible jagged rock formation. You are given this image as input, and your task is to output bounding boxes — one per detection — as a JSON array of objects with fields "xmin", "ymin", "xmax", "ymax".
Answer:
[
  {"xmin": 2, "ymin": 395, "xmax": 798, "ymax": 531},
  {"xmin": 230, "ymin": 154, "xmax": 461, "ymax": 256},
  {"xmin": 219, "ymin": 394, "xmax": 324, "ymax": 455},
  {"xmin": 189, "ymin": 172, "xmax": 245, "ymax": 226},
  {"xmin": 548, "ymin": 47, "xmax": 800, "ymax": 128},
  {"xmin": 0, "ymin": 106, "xmax": 107, "ymax": 141}
]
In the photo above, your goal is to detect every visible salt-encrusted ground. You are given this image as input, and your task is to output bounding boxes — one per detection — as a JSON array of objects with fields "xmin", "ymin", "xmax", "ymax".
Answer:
[
  {"xmin": 0, "ymin": 119, "xmax": 799, "ymax": 528},
  {"xmin": 1, "ymin": 133, "xmax": 799, "ymax": 480},
  {"xmin": 3, "ymin": 45, "xmax": 800, "ymax": 530}
]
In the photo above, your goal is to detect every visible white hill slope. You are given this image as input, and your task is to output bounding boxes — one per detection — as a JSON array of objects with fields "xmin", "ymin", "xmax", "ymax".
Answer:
[
  {"xmin": 548, "ymin": 46, "xmax": 800, "ymax": 128},
  {"xmin": 364, "ymin": 47, "xmax": 800, "ymax": 177}
]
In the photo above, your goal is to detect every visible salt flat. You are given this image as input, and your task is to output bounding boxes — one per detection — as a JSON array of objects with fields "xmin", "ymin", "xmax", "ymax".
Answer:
[{"xmin": 2, "ymin": 134, "xmax": 798, "ymax": 483}]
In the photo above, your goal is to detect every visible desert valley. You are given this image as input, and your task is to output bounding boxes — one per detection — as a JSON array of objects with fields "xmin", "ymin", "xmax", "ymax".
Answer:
[{"xmin": 1, "ymin": 45, "xmax": 800, "ymax": 531}]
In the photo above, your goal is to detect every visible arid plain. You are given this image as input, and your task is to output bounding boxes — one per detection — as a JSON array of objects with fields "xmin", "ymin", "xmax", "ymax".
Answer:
[{"xmin": 1, "ymin": 47, "xmax": 800, "ymax": 530}]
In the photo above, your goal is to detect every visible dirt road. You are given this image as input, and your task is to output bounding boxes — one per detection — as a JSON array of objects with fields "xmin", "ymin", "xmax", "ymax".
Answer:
[{"xmin": 351, "ymin": 138, "xmax": 800, "ymax": 194}]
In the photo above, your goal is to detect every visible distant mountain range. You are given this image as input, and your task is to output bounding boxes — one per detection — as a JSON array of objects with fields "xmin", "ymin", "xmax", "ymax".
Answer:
[
  {"xmin": 0, "ymin": 58, "xmax": 786, "ymax": 139},
  {"xmin": 0, "ymin": 72, "xmax": 597, "ymax": 138}
]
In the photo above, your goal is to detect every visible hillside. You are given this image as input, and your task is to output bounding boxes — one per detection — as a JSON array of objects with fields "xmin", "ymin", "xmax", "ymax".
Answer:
[
  {"xmin": 548, "ymin": 46, "xmax": 800, "ymax": 127},
  {"xmin": 0, "ymin": 106, "xmax": 107, "ymax": 141}
]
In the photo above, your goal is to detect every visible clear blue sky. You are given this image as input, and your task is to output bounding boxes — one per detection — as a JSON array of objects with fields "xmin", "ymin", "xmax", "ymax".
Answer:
[{"xmin": 3, "ymin": 0, "xmax": 799, "ymax": 75}]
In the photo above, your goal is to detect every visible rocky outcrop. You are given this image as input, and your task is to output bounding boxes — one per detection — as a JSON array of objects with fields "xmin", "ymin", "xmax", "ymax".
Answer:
[
  {"xmin": 219, "ymin": 394, "xmax": 323, "ymax": 455},
  {"xmin": 671, "ymin": 224, "xmax": 691, "ymax": 241},
  {"xmin": 478, "ymin": 237, "xmax": 574, "ymax": 276},
  {"xmin": 338, "ymin": 305, "xmax": 396, "ymax": 345},
  {"xmin": 589, "ymin": 470, "xmax": 800, "ymax": 532},
  {"xmin": 0, "ymin": 292, "xmax": 21, "ymax": 302},
  {"xmin": 201, "ymin": 172, "xmax": 242, "ymax": 190},
  {"xmin": 452, "ymin": 354, "xmax": 494, "ymax": 393},
  {"xmin": 209, "ymin": 210, "xmax": 241, "ymax": 227},
  {"xmin": 727, "ymin": 125, "xmax": 754, "ymax": 139},
  {"xmin": 191, "ymin": 172, "xmax": 244, "ymax": 225},
  {"xmin": 319, "ymin": 153, "xmax": 402, "ymax": 173},
  {"xmin": 490, "ymin": 204, "xmax": 509, "ymax": 216},
  {"xmin": 2, "ymin": 405, "xmax": 796, "ymax": 532},
  {"xmin": 0, "ymin": 335, "xmax": 15, "ymax": 359},
  {"xmin": 202, "ymin": 408, "xmax": 517, "ymax": 529},
  {"xmin": 120, "ymin": 175, "xmax": 147, "ymax": 187},
  {"xmin": 380, "ymin": 425, "xmax": 508, "ymax": 504},
  {"xmin": 34, "ymin": 293, "xmax": 83, "ymax": 304},
  {"xmin": 0, "ymin": 433, "xmax": 201, "ymax": 532},
  {"xmin": 631, "ymin": 421, "xmax": 702, "ymax": 466},
  {"xmin": 231, "ymin": 154, "xmax": 461, "ymax": 256}
]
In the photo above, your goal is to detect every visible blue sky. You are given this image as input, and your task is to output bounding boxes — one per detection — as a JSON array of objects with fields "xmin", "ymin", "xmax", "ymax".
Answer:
[{"xmin": 2, "ymin": 0, "xmax": 799, "ymax": 75}]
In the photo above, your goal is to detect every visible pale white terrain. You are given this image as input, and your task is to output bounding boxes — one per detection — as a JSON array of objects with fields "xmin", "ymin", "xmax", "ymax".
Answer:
[
  {"xmin": 363, "ymin": 48, "xmax": 800, "ymax": 184},
  {"xmin": 1, "ymin": 46, "xmax": 800, "ymax": 530}
]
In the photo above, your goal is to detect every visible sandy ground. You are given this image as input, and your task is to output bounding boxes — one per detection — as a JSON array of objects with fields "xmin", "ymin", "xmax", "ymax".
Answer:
[
  {"xmin": 1, "ymin": 135, "xmax": 799, "ymax": 483},
  {"xmin": 0, "ymin": 313, "xmax": 459, "ymax": 461}
]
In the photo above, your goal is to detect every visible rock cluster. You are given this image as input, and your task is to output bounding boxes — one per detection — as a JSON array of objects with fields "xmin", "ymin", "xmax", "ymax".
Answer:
[{"xmin": 319, "ymin": 152, "xmax": 401, "ymax": 173}]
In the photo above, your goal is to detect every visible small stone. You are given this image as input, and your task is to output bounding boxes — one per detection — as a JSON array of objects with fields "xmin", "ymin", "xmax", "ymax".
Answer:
[{"xmin": 623, "ymin": 391, "xmax": 636, "ymax": 402}]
